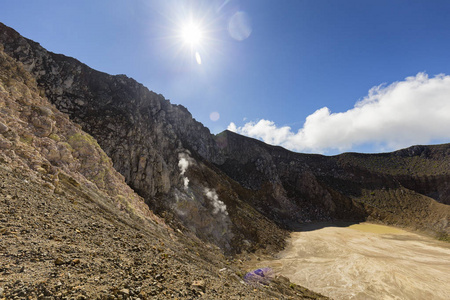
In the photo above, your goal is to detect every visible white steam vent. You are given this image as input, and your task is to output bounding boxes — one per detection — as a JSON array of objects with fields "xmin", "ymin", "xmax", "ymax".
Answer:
[
  {"xmin": 178, "ymin": 153, "xmax": 191, "ymax": 189},
  {"xmin": 204, "ymin": 188, "xmax": 228, "ymax": 215}
]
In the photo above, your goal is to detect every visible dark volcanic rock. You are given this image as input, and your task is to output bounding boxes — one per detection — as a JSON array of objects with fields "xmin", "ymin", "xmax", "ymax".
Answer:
[
  {"xmin": 1, "ymin": 21, "xmax": 448, "ymax": 248},
  {"xmin": 0, "ymin": 22, "xmax": 287, "ymax": 254},
  {"xmin": 217, "ymin": 130, "xmax": 450, "ymax": 236},
  {"xmin": 0, "ymin": 41, "xmax": 327, "ymax": 299}
]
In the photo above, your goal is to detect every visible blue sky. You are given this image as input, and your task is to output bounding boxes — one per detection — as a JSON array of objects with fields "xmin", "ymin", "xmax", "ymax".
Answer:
[{"xmin": 2, "ymin": 0, "xmax": 450, "ymax": 154}]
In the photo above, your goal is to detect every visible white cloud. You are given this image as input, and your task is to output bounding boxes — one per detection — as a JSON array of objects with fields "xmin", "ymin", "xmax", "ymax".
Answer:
[
  {"xmin": 228, "ymin": 73, "xmax": 450, "ymax": 154},
  {"xmin": 227, "ymin": 122, "xmax": 237, "ymax": 133}
]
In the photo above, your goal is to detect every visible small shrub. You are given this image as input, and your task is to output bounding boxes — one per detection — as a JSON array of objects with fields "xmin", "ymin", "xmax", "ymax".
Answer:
[{"xmin": 49, "ymin": 133, "xmax": 60, "ymax": 141}]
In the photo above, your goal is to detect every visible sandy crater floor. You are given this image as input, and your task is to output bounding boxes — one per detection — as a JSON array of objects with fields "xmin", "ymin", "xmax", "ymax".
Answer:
[{"xmin": 262, "ymin": 222, "xmax": 450, "ymax": 300}]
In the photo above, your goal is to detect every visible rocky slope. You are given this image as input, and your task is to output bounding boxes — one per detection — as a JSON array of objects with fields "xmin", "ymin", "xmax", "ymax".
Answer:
[
  {"xmin": 0, "ymin": 42, "xmax": 326, "ymax": 299},
  {"xmin": 216, "ymin": 131, "xmax": 450, "ymax": 238},
  {"xmin": 0, "ymin": 22, "xmax": 290, "ymax": 255},
  {"xmin": 1, "ymin": 22, "xmax": 448, "ymax": 247},
  {"xmin": 0, "ymin": 20, "xmax": 448, "ymax": 298}
]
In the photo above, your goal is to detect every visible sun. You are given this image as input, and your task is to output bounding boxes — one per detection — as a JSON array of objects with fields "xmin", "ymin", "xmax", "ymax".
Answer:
[
  {"xmin": 181, "ymin": 23, "xmax": 203, "ymax": 46},
  {"xmin": 178, "ymin": 20, "xmax": 205, "ymax": 64},
  {"xmin": 171, "ymin": 12, "xmax": 214, "ymax": 65}
]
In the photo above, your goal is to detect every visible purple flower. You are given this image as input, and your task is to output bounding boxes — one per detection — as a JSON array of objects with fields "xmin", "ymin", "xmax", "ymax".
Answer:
[{"xmin": 244, "ymin": 268, "xmax": 274, "ymax": 285}]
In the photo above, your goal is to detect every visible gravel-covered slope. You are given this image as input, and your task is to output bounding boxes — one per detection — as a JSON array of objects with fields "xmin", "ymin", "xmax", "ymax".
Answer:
[{"xmin": 0, "ymin": 39, "xmax": 326, "ymax": 299}]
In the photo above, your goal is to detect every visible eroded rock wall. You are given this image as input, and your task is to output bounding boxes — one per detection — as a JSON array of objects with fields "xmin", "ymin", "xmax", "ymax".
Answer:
[
  {"xmin": 0, "ymin": 23, "xmax": 286, "ymax": 253},
  {"xmin": 216, "ymin": 131, "xmax": 450, "ymax": 236},
  {"xmin": 1, "ymin": 22, "xmax": 448, "ymax": 247}
]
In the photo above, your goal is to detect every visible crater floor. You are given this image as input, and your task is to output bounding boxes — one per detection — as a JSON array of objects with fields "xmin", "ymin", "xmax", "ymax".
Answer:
[{"xmin": 259, "ymin": 222, "xmax": 450, "ymax": 300}]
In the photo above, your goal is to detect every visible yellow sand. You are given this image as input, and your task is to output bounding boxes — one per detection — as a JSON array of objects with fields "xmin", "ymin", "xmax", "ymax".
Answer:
[
  {"xmin": 348, "ymin": 223, "xmax": 407, "ymax": 234},
  {"xmin": 257, "ymin": 222, "xmax": 450, "ymax": 300}
]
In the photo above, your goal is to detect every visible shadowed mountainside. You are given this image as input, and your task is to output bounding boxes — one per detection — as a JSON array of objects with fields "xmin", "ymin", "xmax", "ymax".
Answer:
[
  {"xmin": 216, "ymin": 131, "xmax": 450, "ymax": 238},
  {"xmin": 0, "ymin": 23, "xmax": 290, "ymax": 255},
  {"xmin": 1, "ymin": 21, "xmax": 448, "ymax": 251},
  {"xmin": 0, "ymin": 39, "xmax": 326, "ymax": 299}
]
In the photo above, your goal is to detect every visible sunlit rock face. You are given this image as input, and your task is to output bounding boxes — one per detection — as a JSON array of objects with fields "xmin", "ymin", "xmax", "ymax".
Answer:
[
  {"xmin": 1, "ymin": 21, "xmax": 448, "ymax": 252},
  {"xmin": 0, "ymin": 44, "xmax": 157, "ymax": 225},
  {"xmin": 0, "ymin": 44, "xmax": 329, "ymax": 299},
  {"xmin": 0, "ymin": 22, "xmax": 286, "ymax": 254},
  {"xmin": 0, "ymin": 25, "xmax": 219, "ymax": 204}
]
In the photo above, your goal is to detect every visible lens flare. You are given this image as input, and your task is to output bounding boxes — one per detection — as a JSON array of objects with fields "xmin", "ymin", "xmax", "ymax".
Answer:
[
  {"xmin": 228, "ymin": 11, "xmax": 252, "ymax": 41},
  {"xmin": 210, "ymin": 111, "xmax": 220, "ymax": 121},
  {"xmin": 195, "ymin": 51, "xmax": 202, "ymax": 64}
]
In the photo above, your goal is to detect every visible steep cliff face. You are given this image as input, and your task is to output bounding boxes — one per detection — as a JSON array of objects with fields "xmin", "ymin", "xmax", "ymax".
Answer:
[
  {"xmin": 0, "ymin": 22, "xmax": 287, "ymax": 253},
  {"xmin": 1, "ymin": 22, "xmax": 448, "ymax": 249},
  {"xmin": 216, "ymin": 131, "xmax": 450, "ymax": 237},
  {"xmin": 0, "ymin": 43, "xmax": 156, "ymax": 224},
  {"xmin": 0, "ymin": 22, "xmax": 220, "ymax": 200},
  {"xmin": 214, "ymin": 131, "xmax": 367, "ymax": 226},
  {"xmin": 0, "ymin": 46, "xmax": 327, "ymax": 299}
]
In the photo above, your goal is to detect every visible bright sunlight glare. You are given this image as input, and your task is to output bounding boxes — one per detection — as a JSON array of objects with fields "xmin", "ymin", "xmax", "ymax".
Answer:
[
  {"xmin": 169, "ymin": 6, "xmax": 218, "ymax": 67},
  {"xmin": 181, "ymin": 23, "xmax": 203, "ymax": 46}
]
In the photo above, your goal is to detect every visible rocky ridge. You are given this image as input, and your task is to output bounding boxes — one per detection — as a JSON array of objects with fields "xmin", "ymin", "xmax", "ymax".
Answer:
[
  {"xmin": 0, "ymin": 22, "xmax": 448, "ymax": 247},
  {"xmin": 0, "ymin": 22, "xmax": 289, "ymax": 254},
  {"xmin": 0, "ymin": 42, "xmax": 326, "ymax": 299},
  {"xmin": 0, "ymin": 20, "xmax": 449, "ymax": 298},
  {"xmin": 216, "ymin": 131, "xmax": 450, "ymax": 238}
]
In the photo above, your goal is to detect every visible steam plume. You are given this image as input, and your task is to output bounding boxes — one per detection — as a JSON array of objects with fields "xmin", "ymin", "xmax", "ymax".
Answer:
[
  {"xmin": 178, "ymin": 153, "xmax": 190, "ymax": 189},
  {"xmin": 204, "ymin": 188, "xmax": 228, "ymax": 215}
]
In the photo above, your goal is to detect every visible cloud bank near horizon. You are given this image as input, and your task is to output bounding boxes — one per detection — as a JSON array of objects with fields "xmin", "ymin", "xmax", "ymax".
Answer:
[{"xmin": 228, "ymin": 73, "xmax": 450, "ymax": 154}]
